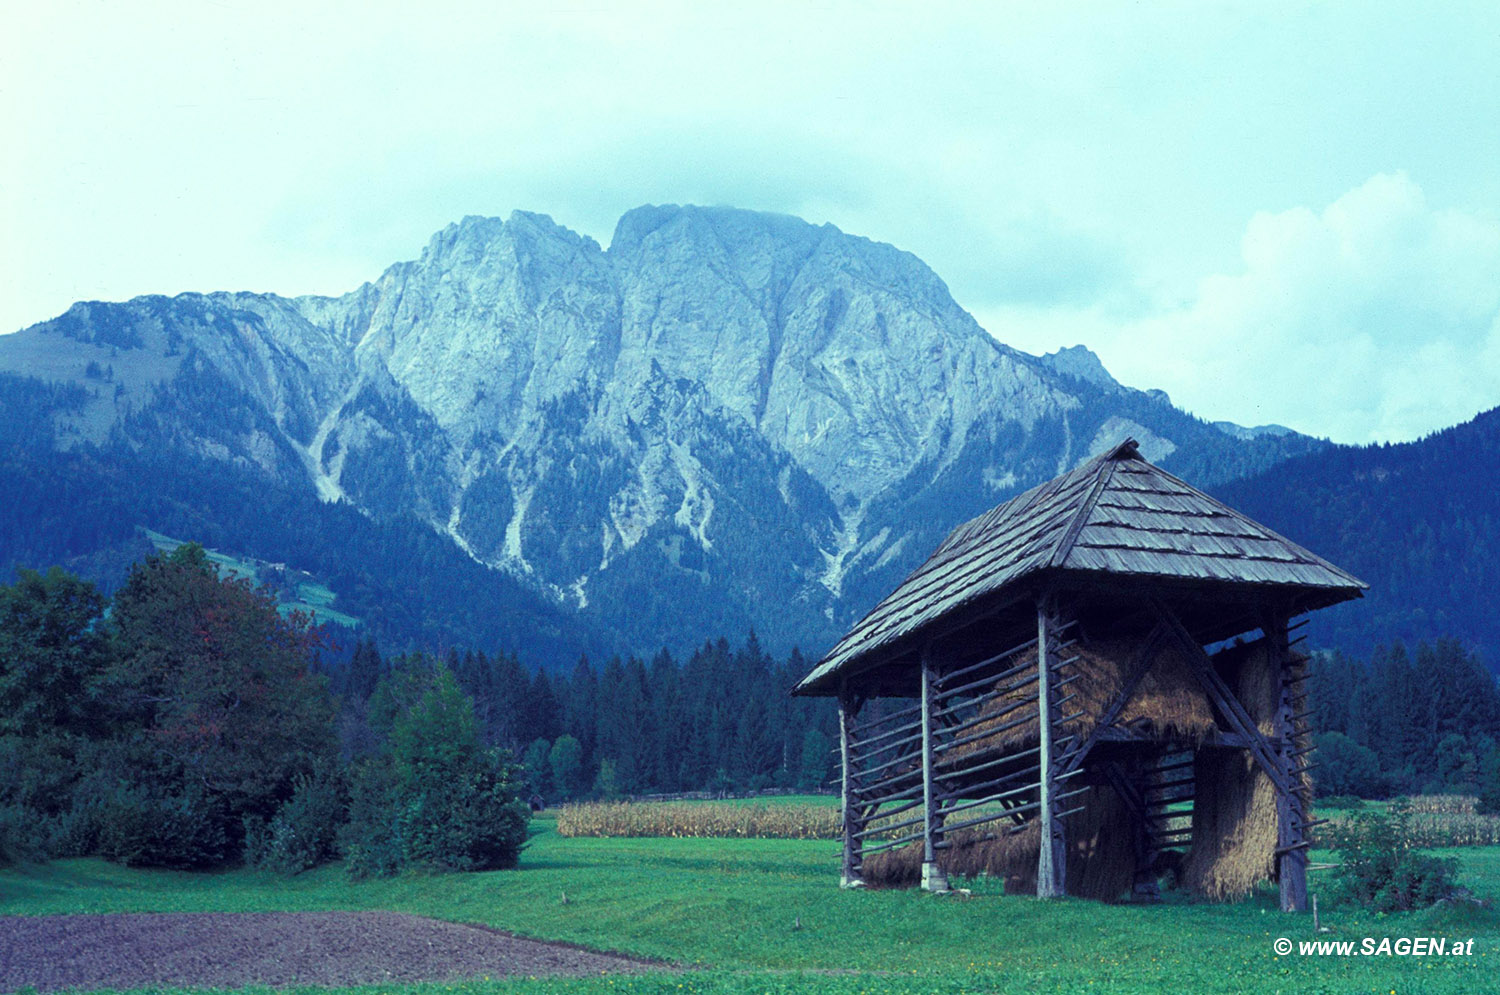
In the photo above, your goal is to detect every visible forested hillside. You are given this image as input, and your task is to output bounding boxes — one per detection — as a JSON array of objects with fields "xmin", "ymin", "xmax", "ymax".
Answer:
[
  {"xmin": 0, "ymin": 374, "xmax": 617, "ymax": 666},
  {"xmin": 1213, "ymin": 407, "xmax": 1500, "ymax": 672},
  {"xmin": 328, "ymin": 634, "xmax": 837, "ymax": 802}
]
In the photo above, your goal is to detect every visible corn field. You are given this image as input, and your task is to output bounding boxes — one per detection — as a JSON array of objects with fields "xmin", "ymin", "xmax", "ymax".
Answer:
[
  {"xmin": 1313, "ymin": 801, "xmax": 1500, "ymax": 849},
  {"xmin": 1401, "ymin": 794, "xmax": 1479, "ymax": 815},
  {"xmin": 555, "ymin": 801, "xmax": 841, "ymax": 839}
]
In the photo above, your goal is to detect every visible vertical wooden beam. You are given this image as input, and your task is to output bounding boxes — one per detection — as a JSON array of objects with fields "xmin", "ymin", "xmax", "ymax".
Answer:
[
  {"xmin": 920, "ymin": 648, "xmax": 948, "ymax": 892},
  {"xmin": 839, "ymin": 682, "xmax": 865, "ymax": 888},
  {"xmin": 1266, "ymin": 609, "xmax": 1309, "ymax": 912},
  {"xmin": 1036, "ymin": 598, "xmax": 1067, "ymax": 898}
]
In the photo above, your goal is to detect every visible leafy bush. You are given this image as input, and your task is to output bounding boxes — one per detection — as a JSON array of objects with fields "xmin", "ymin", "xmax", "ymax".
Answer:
[
  {"xmin": 0, "ymin": 804, "xmax": 48, "ymax": 865},
  {"xmin": 45, "ymin": 800, "xmax": 102, "ymax": 858},
  {"xmin": 94, "ymin": 785, "xmax": 230, "ymax": 869},
  {"xmin": 244, "ymin": 766, "xmax": 346, "ymax": 874},
  {"xmin": 396, "ymin": 763, "xmax": 530, "ymax": 872},
  {"xmin": 342, "ymin": 666, "xmax": 529, "ymax": 877},
  {"xmin": 340, "ymin": 756, "xmax": 403, "ymax": 878},
  {"xmin": 1327, "ymin": 809, "xmax": 1462, "ymax": 911},
  {"xmin": 0, "ymin": 733, "xmax": 89, "ymax": 818}
]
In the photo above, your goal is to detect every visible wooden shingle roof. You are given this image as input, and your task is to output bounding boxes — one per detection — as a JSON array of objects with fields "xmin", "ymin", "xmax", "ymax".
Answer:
[{"xmin": 794, "ymin": 439, "xmax": 1366, "ymax": 695}]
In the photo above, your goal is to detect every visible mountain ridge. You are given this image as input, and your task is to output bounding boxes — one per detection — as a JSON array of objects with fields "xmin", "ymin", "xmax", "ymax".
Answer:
[{"xmin": 0, "ymin": 205, "xmax": 1328, "ymax": 660}]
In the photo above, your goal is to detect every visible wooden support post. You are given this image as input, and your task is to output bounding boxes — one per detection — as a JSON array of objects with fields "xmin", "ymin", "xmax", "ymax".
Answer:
[
  {"xmin": 1036, "ymin": 598, "xmax": 1067, "ymax": 898},
  {"xmin": 839, "ymin": 684, "xmax": 865, "ymax": 889},
  {"xmin": 1266, "ymin": 609, "xmax": 1309, "ymax": 912},
  {"xmin": 920, "ymin": 649, "xmax": 949, "ymax": 892}
]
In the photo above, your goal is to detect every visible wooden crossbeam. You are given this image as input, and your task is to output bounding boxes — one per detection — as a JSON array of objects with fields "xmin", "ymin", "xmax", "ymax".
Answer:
[
  {"xmin": 933, "ymin": 625, "xmax": 1074, "ymax": 690},
  {"xmin": 945, "ymin": 785, "xmax": 1078, "ymax": 838},
  {"xmin": 934, "ymin": 655, "xmax": 1040, "ymax": 703},
  {"xmin": 847, "ymin": 714, "xmax": 925, "ymax": 755},
  {"xmin": 934, "ymin": 764, "xmax": 1042, "ymax": 804},
  {"xmin": 1004, "ymin": 787, "xmax": 1092, "ymax": 834},
  {"xmin": 936, "ymin": 745, "xmax": 1041, "ymax": 783},
  {"xmin": 854, "ymin": 698, "xmax": 921, "ymax": 731}
]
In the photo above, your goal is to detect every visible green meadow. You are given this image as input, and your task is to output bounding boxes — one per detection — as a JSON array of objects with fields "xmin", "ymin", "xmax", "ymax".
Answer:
[
  {"xmin": 4, "ymin": 814, "xmax": 1498, "ymax": 995},
  {"xmin": 142, "ymin": 529, "xmax": 362, "ymax": 629}
]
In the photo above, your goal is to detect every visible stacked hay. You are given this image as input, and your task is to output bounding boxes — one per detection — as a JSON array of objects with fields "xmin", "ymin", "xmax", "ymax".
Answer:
[
  {"xmin": 942, "ymin": 638, "xmax": 1218, "ymax": 769},
  {"xmin": 861, "ymin": 636, "xmax": 1220, "ymax": 898},
  {"xmin": 861, "ymin": 785, "xmax": 1136, "ymax": 901},
  {"xmin": 1182, "ymin": 639, "xmax": 1312, "ymax": 900}
]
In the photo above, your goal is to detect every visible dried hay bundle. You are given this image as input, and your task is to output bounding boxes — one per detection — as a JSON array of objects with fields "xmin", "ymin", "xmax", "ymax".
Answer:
[
  {"xmin": 1182, "ymin": 639, "xmax": 1310, "ymax": 900},
  {"xmin": 861, "ymin": 785, "xmax": 1136, "ymax": 901},
  {"xmin": 1182, "ymin": 745, "xmax": 1273, "ymax": 899},
  {"xmin": 942, "ymin": 638, "xmax": 1218, "ymax": 767}
]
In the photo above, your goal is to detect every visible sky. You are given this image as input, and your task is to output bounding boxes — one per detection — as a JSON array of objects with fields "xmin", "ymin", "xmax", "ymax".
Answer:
[{"xmin": 3, "ymin": 1, "xmax": 1498, "ymax": 444}]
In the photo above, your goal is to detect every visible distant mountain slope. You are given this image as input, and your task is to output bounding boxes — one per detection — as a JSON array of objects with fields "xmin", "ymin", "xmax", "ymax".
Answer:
[
  {"xmin": 1212, "ymin": 407, "xmax": 1500, "ymax": 671},
  {"xmin": 0, "ymin": 205, "xmax": 1325, "ymax": 662},
  {"xmin": 0, "ymin": 373, "xmax": 616, "ymax": 663}
]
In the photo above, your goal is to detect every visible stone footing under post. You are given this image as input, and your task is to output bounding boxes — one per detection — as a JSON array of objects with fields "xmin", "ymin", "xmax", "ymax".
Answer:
[{"xmin": 921, "ymin": 861, "xmax": 949, "ymax": 893}]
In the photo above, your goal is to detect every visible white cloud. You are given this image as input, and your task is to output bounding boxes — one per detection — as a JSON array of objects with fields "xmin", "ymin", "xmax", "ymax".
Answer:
[
  {"xmin": 1018, "ymin": 173, "xmax": 1500, "ymax": 443},
  {"xmin": 4, "ymin": 5, "xmax": 1498, "ymax": 446}
]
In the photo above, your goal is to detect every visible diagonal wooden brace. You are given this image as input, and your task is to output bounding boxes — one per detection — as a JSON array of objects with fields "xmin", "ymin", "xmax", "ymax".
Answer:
[
  {"xmin": 1149, "ymin": 598, "xmax": 1292, "ymax": 797},
  {"xmin": 1060, "ymin": 622, "xmax": 1167, "ymax": 775}
]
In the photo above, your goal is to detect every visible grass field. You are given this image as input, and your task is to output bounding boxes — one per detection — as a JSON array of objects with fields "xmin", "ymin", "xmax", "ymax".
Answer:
[
  {"xmin": 4, "ymin": 816, "xmax": 1498, "ymax": 995},
  {"xmin": 142, "ymin": 528, "xmax": 362, "ymax": 629}
]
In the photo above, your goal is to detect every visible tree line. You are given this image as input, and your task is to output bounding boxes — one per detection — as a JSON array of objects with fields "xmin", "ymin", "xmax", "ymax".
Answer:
[
  {"xmin": 327, "ymin": 634, "xmax": 840, "ymax": 804},
  {"xmin": 0, "ymin": 549, "xmax": 837, "ymax": 874},
  {"xmin": 1308, "ymin": 639, "xmax": 1500, "ymax": 803},
  {"xmin": 6, "ymin": 546, "xmax": 1499, "ymax": 878}
]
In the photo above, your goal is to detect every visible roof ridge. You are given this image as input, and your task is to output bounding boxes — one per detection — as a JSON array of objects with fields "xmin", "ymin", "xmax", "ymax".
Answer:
[{"xmin": 1047, "ymin": 456, "xmax": 1118, "ymax": 568}]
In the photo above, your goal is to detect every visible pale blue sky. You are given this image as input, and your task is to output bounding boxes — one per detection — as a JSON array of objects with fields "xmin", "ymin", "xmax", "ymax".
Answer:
[{"xmin": 4, "ymin": 1, "xmax": 1497, "ymax": 443}]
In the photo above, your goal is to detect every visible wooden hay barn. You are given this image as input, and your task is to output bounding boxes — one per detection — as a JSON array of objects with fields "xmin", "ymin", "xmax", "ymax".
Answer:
[{"xmin": 793, "ymin": 440, "xmax": 1366, "ymax": 910}]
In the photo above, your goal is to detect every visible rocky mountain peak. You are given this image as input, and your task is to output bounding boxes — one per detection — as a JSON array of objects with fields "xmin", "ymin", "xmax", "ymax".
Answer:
[
  {"xmin": 0, "ymin": 204, "xmax": 1324, "ymax": 657},
  {"xmin": 1040, "ymin": 344, "xmax": 1121, "ymax": 389}
]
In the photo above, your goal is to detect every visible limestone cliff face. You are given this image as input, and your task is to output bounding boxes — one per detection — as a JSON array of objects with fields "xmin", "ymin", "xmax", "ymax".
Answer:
[{"xmin": 0, "ymin": 205, "xmax": 1317, "ymax": 653}]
